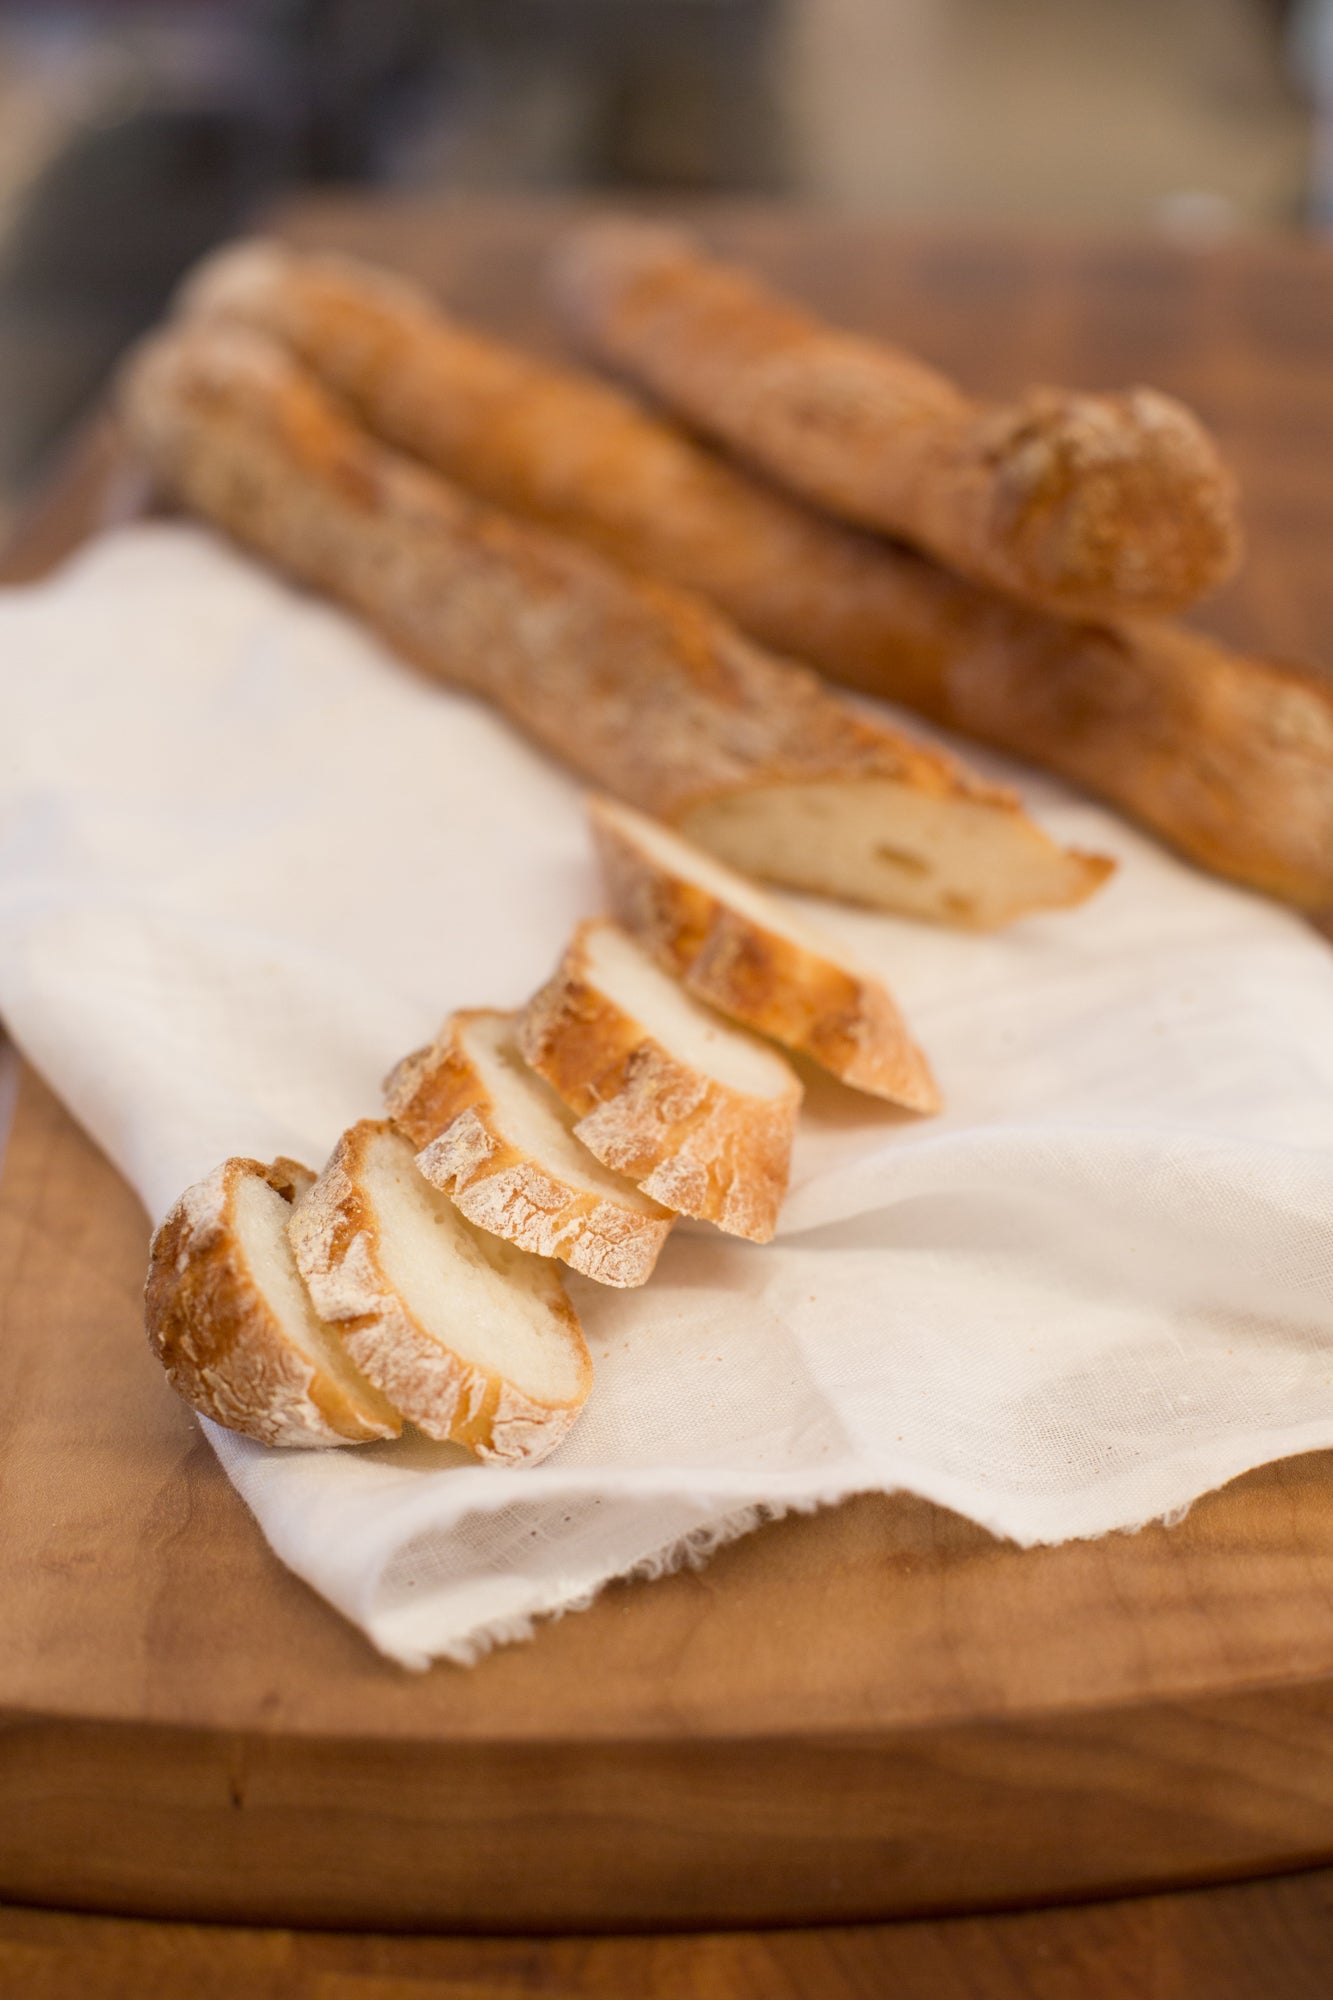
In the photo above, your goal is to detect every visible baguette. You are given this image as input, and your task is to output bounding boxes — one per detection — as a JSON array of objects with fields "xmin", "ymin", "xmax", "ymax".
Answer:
[
  {"xmin": 386, "ymin": 1008, "xmax": 674, "ymax": 1288},
  {"xmin": 518, "ymin": 919, "xmax": 802, "ymax": 1242},
  {"xmin": 589, "ymin": 795, "xmax": 940, "ymax": 1110},
  {"xmin": 289, "ymin": 1120, "xmax": 592, "ymax": 1466},
  {"xmin": 896, "ymin": 607, "xmax": 1333, "ymax": 917},
  {"xmin": 554, "ymin": 218, "xmax": 1240, "ymax": 623},
  {"xmin": 118, "ymin": 317, "xmax": 1112, "ymax": 928},
  {"xmin": 175, "ymin": 245, "xmax": 1333, "ymax": 915},
  {"xmin": 177, "ymin": 236, "xmax": 950, "ymax": 647},
  {"xmin": 144, "ymin": 1155, "xmax": 401, "ymax": 1447}
]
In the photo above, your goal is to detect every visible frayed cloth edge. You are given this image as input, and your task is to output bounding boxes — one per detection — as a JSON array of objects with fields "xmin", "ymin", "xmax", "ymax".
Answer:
[
  {"xmin": 378, "ymin": 1491, "xmax": 839, "ymax": 1671},
  {"xmin": 371, "ymin": 1475, "xmax": 1227, "ymax": 1669}
]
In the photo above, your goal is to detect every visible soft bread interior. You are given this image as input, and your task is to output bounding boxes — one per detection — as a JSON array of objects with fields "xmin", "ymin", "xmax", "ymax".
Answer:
[
  {"xmin": 234, "ymin": 1170, "xmax": 396, "ymax": 1423},
  {"xmin": 593, "ymin": 795, "xmax": 874, "ymax": 970},
  {"xmin": 457, "ymin": 1012, "xmax": 666, "ymax": 1215},
  {"xmin": 364, "ymin": 1126, "xmax": 586, "ymax": 1405},
  {"xmin": 679, "ymin": 779, "xmax": 1109, "ymax": 927},
  {"xmin": 582, "ymin": 920, "xmax": 796, "ymax": 1099}
]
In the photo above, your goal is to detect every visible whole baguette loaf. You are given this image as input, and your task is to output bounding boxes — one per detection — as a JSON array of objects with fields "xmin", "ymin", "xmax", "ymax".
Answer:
[
  {"xmin": 553, "ymin": 218, "xmax": 1241, "ymax": 623},
  {"xmin": 118, "ymin": 317, "xmax": 1110, "ymax": 928},
  {"xmin": 177, "ymin": 242, "xmax": 1333, "ymax": 914},
  {"xmin": 177, "ymin": 237, "xmax": 959, "ymax": 655},
  {"xmin": 145, "ymin": 1155, "xmax": 401, "ymax": 1447}
]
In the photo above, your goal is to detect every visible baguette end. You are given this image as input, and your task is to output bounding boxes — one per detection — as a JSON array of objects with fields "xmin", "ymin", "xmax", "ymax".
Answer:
[{"xmin": 144, "ymin": 1156, "xmax": 400, "ymax": 1448}]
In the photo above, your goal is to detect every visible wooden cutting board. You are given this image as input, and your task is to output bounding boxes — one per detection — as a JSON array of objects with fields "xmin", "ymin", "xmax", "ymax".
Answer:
[{"xmin": 3, "ymin": 199, "xmax": 1333, "ymax": 1935}]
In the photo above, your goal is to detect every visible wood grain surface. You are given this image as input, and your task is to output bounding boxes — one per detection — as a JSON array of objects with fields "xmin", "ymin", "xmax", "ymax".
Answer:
[
  {"xmin": 3, "ymin": 201, "xmax": 1333, "ymax": 1945},
  {"xmin": 5, "ymin": 1865, "xmax": 1333, "ymax": 2000}
]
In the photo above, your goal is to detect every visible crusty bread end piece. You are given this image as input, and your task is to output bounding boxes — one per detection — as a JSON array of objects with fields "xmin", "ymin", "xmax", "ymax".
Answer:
[
  {"xmin": 386, "ymin": 1008, "xmax": 674, "ymax": 1288},
  {"xmin": 144, "ymin": 1155, "xmax": 401, "ymax": 1447},
  {"xmin": 589, "ymin": 795, "xmax": 941, "ymax": 1110},
  {"xmin": 289, "ymin": 1120, "xmax": 592, "ymax": 1465},
  {"xmin": 518, "ymin": 920, "xmax": 802, "ymax": 1242}
]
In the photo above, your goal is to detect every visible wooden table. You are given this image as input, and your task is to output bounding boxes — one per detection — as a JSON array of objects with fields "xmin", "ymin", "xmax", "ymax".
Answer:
[{"xmin": 4, "ymin": 197, "xmax": 1333, "ymax": 1994}]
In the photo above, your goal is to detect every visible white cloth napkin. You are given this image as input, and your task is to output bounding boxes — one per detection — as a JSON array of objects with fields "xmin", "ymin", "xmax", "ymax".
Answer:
[{"xmin": 3, "ymin": 522, "xmax": 1332, "ymax": 1668}]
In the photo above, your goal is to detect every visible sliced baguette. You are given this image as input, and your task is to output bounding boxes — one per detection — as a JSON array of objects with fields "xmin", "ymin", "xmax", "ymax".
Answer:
[
  {"xmin": 589, "ymin": 795, "xmax": 941, "ymax": 1112},
  {"xmin": 518, "ymin": 920, "xmax": 802, "ymax": 1242},
  {"xmin": 119, "ymin": 317, "xmax": 1112, "ymax": 928},
  {"xmin": 289, "ymin": 1120, "xmax": 591, "ymax": 1465},
  {"xmin": 386, "ymin": 1008, "xmax": 674, "ymax": 1289},
  {"xmin": 144, "ymin": 1155, "xmax": 401, "ymax": 1447}
]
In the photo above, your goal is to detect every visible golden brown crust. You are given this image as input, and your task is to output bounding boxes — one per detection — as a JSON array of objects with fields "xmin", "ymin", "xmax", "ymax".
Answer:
[
  {"xmin": 554, "ymin": 219, "xmax": 1241, "ymax": 623},
  {"xmin": 177, "ymin": 240, "xmax": 1320, "ymax": 916},
  {"xmin": 516, "ymin": 923, "xmax": 802, "ymax": 1243},
  {"xmin": 177, "ymin": 238, "xmax": 938, "ymax": 661},
  {"xmin": 589, "ymin": 798, "xmax": 941, "ymax": 1110},
  {"xmin": 144, "ymin": 1156, "xmax": 401, "ymax": 1447},
  {"xmin": 114, "ymin": 319, "xmax": 972, "ymax": 814},
  {"xmin": 755, "ymin": 520, "xmax": 1333, "ymax": 915},
  {"xmin": 926, "ymin": 609, "xmax": 1333, "ymax": 915},
  {"xmin": 385, "ymin": 1011, "xmax": 674, "ymax": 1288},
  {"xmin": 116, "ymin": 316, "xmax": 1109, "ymax": 924},
  {"xmin": 288, "ymin": 1121, "xmax": 592, "ymax": 1465},
  {"xmin": 174, "ymin": 240, "xmax": 976, "ymax": 715}
]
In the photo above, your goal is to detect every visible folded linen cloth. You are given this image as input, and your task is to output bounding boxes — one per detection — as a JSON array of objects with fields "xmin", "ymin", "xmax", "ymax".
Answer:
[{"xmin": 2, "ymin": 522, "xmax": 1332, "ymax": 1667}]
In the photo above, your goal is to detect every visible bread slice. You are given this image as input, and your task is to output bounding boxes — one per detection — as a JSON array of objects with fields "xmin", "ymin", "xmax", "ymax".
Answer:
[
  {"xmin": 386, "ymin": 1009, "xmax": 674, "ymax": 1289},
  {"xmin": 518, "ymin": 920, "xmax": 802, "ymax": 1242},
  {"xmin": 289, "ymin": 1120, "xmax": 592, "ymax": 1465},
  {"xmin": 589, "ymin": 795, "xmax": 941, "ymax": 1112},
  {"xmin": 144, "ymin": 1156, "xmax": 401, "ymax": 1447}
]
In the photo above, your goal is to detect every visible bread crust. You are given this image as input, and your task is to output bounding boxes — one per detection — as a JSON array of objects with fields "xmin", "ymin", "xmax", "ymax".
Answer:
[
  {"xmin": 517, "ymin": 923, "xmax": 801, "ymax": 1242},
  {"xmin": 117, "ymin": 317, "xmax": 1110, "ymax": 925},
  {"xmin": 929, "ymin": 612, "xmax": 1333, "ymax": 916},
  {"xmin": 175, "ymin": 239, "xmax": 968, "ymax": 681},
  {"xmin": 589, "ymin": 799, "xmax": 940, "ymax": 1111},
  {"xmin": 288, "ymin": 1121, "xmax": 592, "ymax": 1466},
  {"xmin": 554, "ymin": 219, "xmax": 1240, "ymax": 623},
  {"xmin": 179, "ymin": 239, "xmax": 1331, "ymax": 914},
  {"xmin": 144, "ymin": 1156, "xmax": 401, "ymax": 1447},
  {"xmin": 385, "ymin": 1011, "xmax": 674, "ymax": 1288}
]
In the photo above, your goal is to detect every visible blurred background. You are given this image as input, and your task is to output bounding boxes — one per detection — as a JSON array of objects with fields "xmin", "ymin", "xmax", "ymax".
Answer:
[{"xmin": 0, "ymin": 0, "xmax": 1328, "ymax": 532}]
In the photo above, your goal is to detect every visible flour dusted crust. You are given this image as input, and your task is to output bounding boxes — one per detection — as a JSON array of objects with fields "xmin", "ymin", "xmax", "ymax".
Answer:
[
  {"xmin": 117, "ymin": 317, "xmax": 1110, "ymax": 926},
  {"xmin": 144, "ymin": 1156, "xmax": 401, "ymax": 1447},
  {"xmin": 518, "ymin": 923, "xmax": 802, "ymax": 1243},
  {"xmin": 589, "ymin": 797, "xmax": 941, "ymax": 1111},
  {"xmin": 288, "ymin": 1120, "xmax": 592, "ymax": 1466},
  {"xmin": 933, "ymin": 612, "xmax": 1333, "ymax": 917},
  {"xmin": 554, "ymin": 218, "xmax": 1241, "ymax": 623},
  {"xmin": 172, "ymin": 237, "xmax": 977, "ymax": 685},
  {"xmin": 174, "ymin": 243, "xmax": 1329, "ymax": 914},
  {"xmin": 386, "ymin": 1010, "xmax": 674, "ymax": 1288}
]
